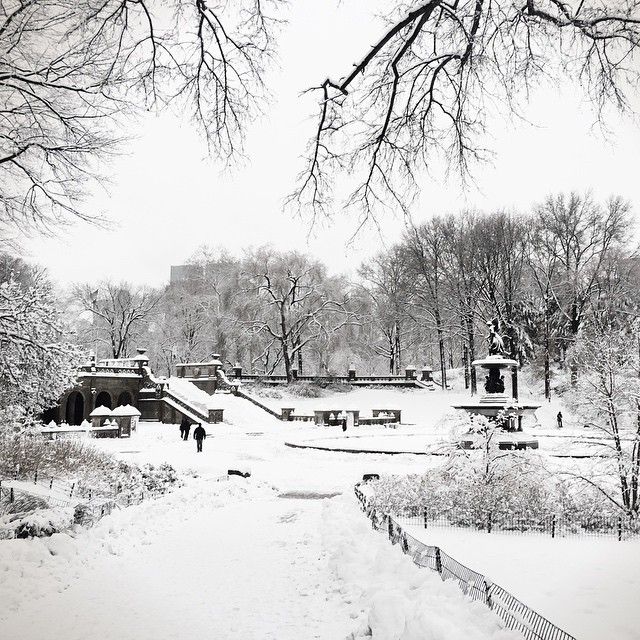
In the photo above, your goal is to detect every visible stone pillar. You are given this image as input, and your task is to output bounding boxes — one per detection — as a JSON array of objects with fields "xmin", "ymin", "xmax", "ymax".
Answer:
[
  {"xmin": 405, "ymin": 366, "xmax": 416, "ymax": 380},
  {"xmin": 420, "ymin": 367, "xmax": 433, "ymax": 382},
  {"xmin": 291, "ymin": 367, "xmax": 298, "ymax": 380},
  {"xmin": 211, "ymin": 354, "xmax": 223, "ymax": 374},
  {"xmin": 511, "ymin": 365, "xmax": 519, "ymax": 401},
  {"xmin": 281, "ymin": 408, "xmax": 295, "ymax": 421},
  {"xmin": 348, "ymin": 365, "xmax": 356, "ymax": 381},
  {"xmin": 233, "ymin": 364, "xmax": 243, "ymax": 378}
]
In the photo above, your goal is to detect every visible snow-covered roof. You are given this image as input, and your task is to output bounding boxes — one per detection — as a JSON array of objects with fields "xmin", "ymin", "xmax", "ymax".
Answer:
[
  {"xmin": 89, "ymin": 405, "xmax": 112, "ymax": 417},
  {"xmin": 111, "ymin": 404, "xmax": 141, "ymax": 417}
]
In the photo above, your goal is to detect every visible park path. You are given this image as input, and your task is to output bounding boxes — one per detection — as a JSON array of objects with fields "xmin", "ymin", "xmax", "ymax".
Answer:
[{"xmin": 0, "ymin": 478, "xmax": 353, "ymax": 640}]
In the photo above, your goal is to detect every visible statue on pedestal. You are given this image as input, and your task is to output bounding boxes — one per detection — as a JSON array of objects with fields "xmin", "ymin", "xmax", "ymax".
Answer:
[{"xmin": 487, "ymin": 318, "xmax": 506, "ymax": 356}]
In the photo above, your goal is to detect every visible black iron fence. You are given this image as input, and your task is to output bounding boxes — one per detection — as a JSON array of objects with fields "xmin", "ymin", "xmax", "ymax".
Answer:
[
  {"xmin": 354, "ymin": 484, "xmax": 577, "ymax": 640},
  {"xmin": 391, "ymin": 510, "xmax": 639, "ymax": 541},
  {"xmin": 0, "ymin": 470, "xmax": 230, "ymax": 537}
]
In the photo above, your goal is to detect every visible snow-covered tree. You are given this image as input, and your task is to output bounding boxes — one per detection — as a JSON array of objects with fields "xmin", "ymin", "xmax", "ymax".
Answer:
[
  {"xmin": 0, "ymin": 275, "xmax": 81, "ymax": 427},
  {"xmin": 568, "ymin": 324, "xmax": 640, "ymax": 516}
]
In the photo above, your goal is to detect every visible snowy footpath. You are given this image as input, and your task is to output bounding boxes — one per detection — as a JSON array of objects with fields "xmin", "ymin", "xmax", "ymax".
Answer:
[{"xmin": 0, "ymin": 468, "xmax": 519, "ymax": 640}]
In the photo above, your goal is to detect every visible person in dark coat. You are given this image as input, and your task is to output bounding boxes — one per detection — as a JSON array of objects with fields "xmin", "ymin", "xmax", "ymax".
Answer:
[
  {"xmin": 183, "ymin": 420, "xmax": 191, "ymax": 441},
  {"xmin": 179, "ymin": 416, "xmax": 189, "ymax": 440},
  {"xmin": 193, "ymin": 424, "xmax": 206, "ymax": 452},
  {"xmin": 556, "ymin": 411, "xmax": 563, "ymax": 429}
]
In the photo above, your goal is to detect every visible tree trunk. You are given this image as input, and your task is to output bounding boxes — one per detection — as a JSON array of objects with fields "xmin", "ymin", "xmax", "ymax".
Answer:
[
  {"xmin": 282, "ymin": 342, "xmax": 292, "ymax": 382},
  {"xmin": 466, "ymin": 313, "xmax": 477, "ymax": 395},
  {"xmin": 436, "ymin": 322, "xmax": 447, "ymax": 390},
  {"xmin": 394, "ymin": 322, "xmax": 401, "ymax": 375},
  {"xmin": 543, "ymin": 304, "xmax": 551, "ymax": 400},
  {"xmin": 463, "ymin": 343, "xmax": 470, "ymax": 390},
  {"xmin": 280, "ymin": 305, "xmax": 292, "ymax": 383}
]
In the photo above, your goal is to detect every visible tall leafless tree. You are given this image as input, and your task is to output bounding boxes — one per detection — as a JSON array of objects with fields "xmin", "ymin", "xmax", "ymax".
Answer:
[
  {"xmin": 291, "ymin": 0, "xmax": 640, "ymax": 224},
  {"xmin": 534, "ymin": 193, "xmax": 631, "ymax": 383},
  {"xmin": 246, "ymin": 250, "xmax": 355, "ymax": 382},
  {"xmin": 404, "ymin": 218, "xmax": 450, "ymax": 388},
  {"xmin": 0, "ymin": 0, "xmax": 284, "ymax": 242},
  {"xmin": 75, "ymin": 280, "xmax": 161, "ymax": 358}
]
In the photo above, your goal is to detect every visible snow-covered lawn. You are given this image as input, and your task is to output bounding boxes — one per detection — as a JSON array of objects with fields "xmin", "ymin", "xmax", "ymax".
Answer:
[
  {"xmin": 402, "ymin": 523, "xmax": 640, "ymax": 640},
  {"xmin": 0, "ymin": 466, "xmax": 518, "ymax": 640},
  {"xmin": 249, "ymin": 386, "xmax": 467, "ymax": 426},
  {"xmin": 0, "ymin": 385, "xmax": 630, "ymax": 640}
]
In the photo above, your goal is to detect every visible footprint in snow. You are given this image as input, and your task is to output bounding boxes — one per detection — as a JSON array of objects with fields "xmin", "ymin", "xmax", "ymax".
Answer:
[{"xmin": 278, "ymin": 511, "xmax": 300, "ymax": 523}]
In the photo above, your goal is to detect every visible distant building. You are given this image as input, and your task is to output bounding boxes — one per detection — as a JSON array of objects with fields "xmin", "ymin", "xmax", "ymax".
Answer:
[{"xmin": 170, "ymin": 264, "xmax": 203, "ymax": 284}]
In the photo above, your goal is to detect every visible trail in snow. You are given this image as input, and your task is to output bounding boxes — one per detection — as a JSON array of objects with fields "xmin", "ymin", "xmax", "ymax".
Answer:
[
  {"xmin": 0, "ymin": 474, "xmax": 522, "ymax": 640},
  {"xmin": 0, "ymin": 478, "xmax": 353, "ymax": 640}
]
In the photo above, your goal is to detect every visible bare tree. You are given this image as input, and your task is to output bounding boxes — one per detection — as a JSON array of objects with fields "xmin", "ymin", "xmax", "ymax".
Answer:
[
  {"xmin": 291, "ymin": 0, "xmax": 640, "ymax": 223},
  {"xmin": 569, "ymin": 324, "xmax": 640, "ymax": 516},
  {"xmin": 359, "ymin": 245, "xmax": 414, "ymax": 374},
  {"xmin": 246, "ymin": 250, "xmax": 355, "ymax": 382},
  {"xmin": 74, "ymin": 281, "xmax": 161, "ymax": 358},
  {"xmin": 404, "ymin": 218, "xmax": 451, "ymax": 388},
  {"xmin": 0, "ymin": 0, "xmax": 284, "ymax": 241},
  {"xmin": 440, "ymin": 211, "xmax": 485, "ymax": 393},
  {"xmin": 475, "ymin": 211, "xmax": 531, "ymax": 360},
  {"xmin": 534, "ymin": 193, "xmax": 631, "ymax": 383}
]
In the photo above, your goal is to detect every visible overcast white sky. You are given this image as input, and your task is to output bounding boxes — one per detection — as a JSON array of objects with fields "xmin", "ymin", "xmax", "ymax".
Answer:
[{"xmin": 22, "ymin": 0, "xmax": 640, "ymax": 288}]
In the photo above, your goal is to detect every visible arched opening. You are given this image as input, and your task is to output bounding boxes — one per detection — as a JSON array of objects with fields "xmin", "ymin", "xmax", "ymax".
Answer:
[
  {"xmin": 117, "ymin": 391, "xmax": 132, "ymax": 407},
  {"xmin": 65, "ymin": 392, "xmax": 85, "ymax": 425},
  {"xmin": 95, "ymin": 391, "xmax": 112, "ymax": 410}
]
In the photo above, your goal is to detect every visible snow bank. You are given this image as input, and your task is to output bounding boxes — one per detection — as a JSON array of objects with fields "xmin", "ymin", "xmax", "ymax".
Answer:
[
  {"xmin": 404, "ymin": 524, "xmax": 640, "ymax": 640},
  {"xmin": 321, "ymin": 496, "xmax": 521, "ymax": 640},
  {"xmin": 0, "ymin": 476, "xmax": 275, "ymax": 619}
]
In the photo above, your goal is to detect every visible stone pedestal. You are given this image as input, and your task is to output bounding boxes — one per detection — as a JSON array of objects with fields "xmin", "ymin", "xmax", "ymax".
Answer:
[{"xmin": 453, "ymin": 355, "xmax": 540, "ymax": 447}]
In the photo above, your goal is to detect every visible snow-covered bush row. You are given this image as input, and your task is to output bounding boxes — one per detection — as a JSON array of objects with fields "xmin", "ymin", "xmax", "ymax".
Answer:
[
  {"xmin": 368, "ymin": 408, "xmax": 616, "ymax": 525},
  {"xmin": 0, "ymin": 433, "xmax": 182, "ymax": 537},
  {"xmin": 0, "ymin": 435, "xmax": 179, "ymax": 497},
  {"xmin": 0, "ymin": 507, "xmax": 76, "ymax": 540},
  {"xmin": 368, "ymin": 467, "xmax": 614, "ymax": 527},
  {"xmin": 366, "ymin": 409, "xmax": 619, "ymax": 527},
  {"xmin": 251, "ymin": 380, "xmax": 354, "ymax": 399}
]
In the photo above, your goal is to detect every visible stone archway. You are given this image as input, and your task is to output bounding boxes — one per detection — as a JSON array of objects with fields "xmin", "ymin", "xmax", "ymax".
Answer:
[
  {"xmin": 117, "ymin": 391, "xmax": 132, "ymax": 407},
  {"xmin": 65, "ymin": 392, "xmax": 85, "ymax": 425},
  {"xmin": 95, "ymin": 391, "xmax": 112, "ymax": 410}
]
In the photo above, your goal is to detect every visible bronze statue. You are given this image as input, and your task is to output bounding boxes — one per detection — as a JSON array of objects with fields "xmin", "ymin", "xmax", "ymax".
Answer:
[{"xmin": 487, "ymin": 318, "xmax": 506, "ymax": 356}]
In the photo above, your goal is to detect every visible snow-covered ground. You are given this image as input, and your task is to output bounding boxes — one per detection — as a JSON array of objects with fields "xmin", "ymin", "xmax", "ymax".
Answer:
[
  {"xmin": 1, "ymin": 387, "xmax": 632, "ymax": 640},
  {"xmin": 402, "ymin": 524, "xmax": 640, "ymax": 640},
  {"xmin": 0, "ymin": 454, "xmax": 516, "ymax": 640}
]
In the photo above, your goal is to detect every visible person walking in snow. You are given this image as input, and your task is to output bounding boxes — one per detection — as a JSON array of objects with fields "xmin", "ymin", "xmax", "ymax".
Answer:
[
  {"xmin": 179, "ymin": 416, "xmax": 189, "ymax": 440},
  {"xmin": 556, "ymin": 411, "xmax": 563, "ymax": 429},
  {"xmin": 193, "ymin": 423, "xmax": 206, "ymax": 452},
  {"xmin": 183, "ymin": 419, "xmax": 191, "ymax": 441}
]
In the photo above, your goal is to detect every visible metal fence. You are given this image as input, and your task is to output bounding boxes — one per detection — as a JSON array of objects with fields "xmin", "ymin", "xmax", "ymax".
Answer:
[
  {"xmin": 355, "ymin": 484, "xmax": 577, "ymax": 640},
  {"xmin": 392, "ymin": 510, "xmax": 639, "ymax": 541},
  {"xmin": 0, "ymin": 471, "xmax": 231, "ymax": 536}
]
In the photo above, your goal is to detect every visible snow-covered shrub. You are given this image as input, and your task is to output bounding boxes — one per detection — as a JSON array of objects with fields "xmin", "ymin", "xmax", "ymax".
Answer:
[
  {"xmin": 0, "ymin": 277, "xmax": 82, "ymax": 419},
  {"xmin": 140, "ymin": 463, "xmax": 180, "ymax": 493},
  {"xmin": 0, "ymin": 435, "xmax": 181, "ymax": 502},
  {"xmin": 0, "ymin": 507, "xmax": 75, "ymax": 539}
]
